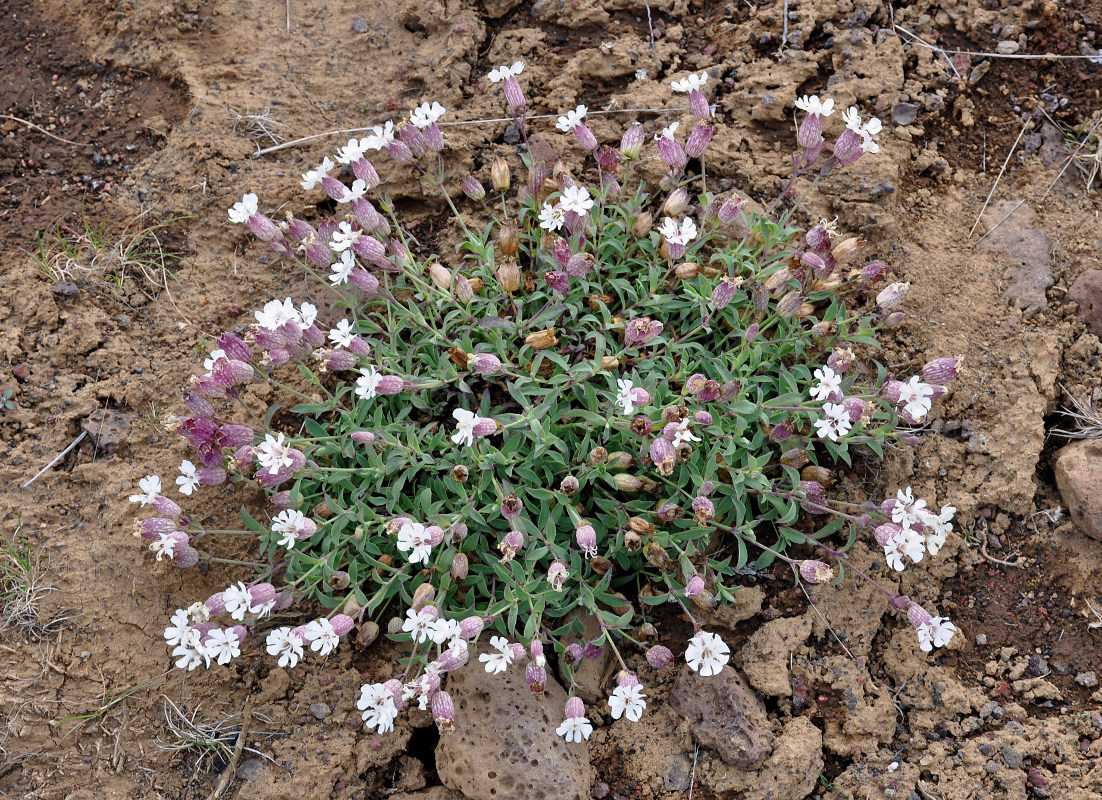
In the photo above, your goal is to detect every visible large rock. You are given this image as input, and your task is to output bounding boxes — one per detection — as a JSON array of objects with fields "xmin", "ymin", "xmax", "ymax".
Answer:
[
  {"xmin": 669, "ymin": 665, "xmax": 773, "ymax": 770},
  {"xmin": 1053, "ymin": 439, "xmax": 1102, "ymax": 541},
  {"xmin": 980, "ymin": 200, "xmax": 1053, "ymax": 314},
  {"xmin": 436, "ymin": 658, "xmax": 592, "ymax": 800},
  {"xmin": 1069, "ymin": 269, "xmax": 1102, "ymax": 335},
  {"xmin": 741, "ymin": 614, "xmax": 812, "ymax": 697}
]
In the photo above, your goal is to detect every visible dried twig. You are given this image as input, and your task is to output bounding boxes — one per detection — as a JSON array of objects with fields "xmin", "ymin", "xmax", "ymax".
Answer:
[
  {"xmin": 968, "ymin": 116, "xmax": 1031, "ymax": 239},
  {"xmin": 205, "ymin": 696, "xmax": 252, "ymax": 800},
  {"xmin": 894, "ymin": 25, "xmax": 960, "ymax": 78},
  {"xmin": 22, "ymin": 431, "xmax": 87, "ymax": 489},
  {"xmin": 0, "ymin": 114, "xmax": 93, "ymax": 147}
]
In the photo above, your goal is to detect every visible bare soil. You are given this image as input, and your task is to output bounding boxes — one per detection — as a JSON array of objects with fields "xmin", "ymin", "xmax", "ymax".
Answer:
[{"xmin": 1, "ymin": 0, "xmax": 1101, "ymax": 798}]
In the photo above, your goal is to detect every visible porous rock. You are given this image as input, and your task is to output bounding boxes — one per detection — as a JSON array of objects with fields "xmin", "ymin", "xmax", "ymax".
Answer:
[
  {"xmin": 436, "ymin": 657, "xmax": 592, "ymax": 800},
  {"xmin": 570, "ymin": 612, "xmax": 612, "ymax": 703},
  {"xmin": 1069, "ymin": 269, "xmax": 1102, "ymax": 335},
  {"xmin": 1053, "ymin": 439, "xmax": 1102, "ymax": 541},
  {"xmin": 669, "ymin": 665, "xmax": 773, "ymax": 770},
  {"xmin": 741, "ymin": 613, "xmax": 812, "ymax": 697}
]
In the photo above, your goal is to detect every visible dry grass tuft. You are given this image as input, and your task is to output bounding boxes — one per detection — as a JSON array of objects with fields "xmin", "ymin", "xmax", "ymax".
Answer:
[
  {"xmin": 1049, "ymin": 385, "xmax": 1102, "ymax": 441},
  {"xmin": 0, "ymin": 528, "xmax": 64, "ymax": 642},
  {"xmin": 156, "ymin": 696, "xmax": 279, "ymax": 778}
]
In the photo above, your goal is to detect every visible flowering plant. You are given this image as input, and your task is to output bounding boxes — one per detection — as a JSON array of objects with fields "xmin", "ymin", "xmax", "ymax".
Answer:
[{"xmin": 133, "ymin": 70, "xmax": 961, "ymax": 741}]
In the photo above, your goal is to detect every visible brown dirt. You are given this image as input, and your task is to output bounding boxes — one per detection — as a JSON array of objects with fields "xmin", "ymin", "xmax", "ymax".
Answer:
[{"xmin": 1, "ymin": 0, "xmax": 1102, "ymax": 798}]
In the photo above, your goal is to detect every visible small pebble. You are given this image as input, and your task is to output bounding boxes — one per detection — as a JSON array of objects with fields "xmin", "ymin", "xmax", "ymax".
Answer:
[{"xmin": 976, "ymin": 633, "xmax": 988, "ymax": 646}]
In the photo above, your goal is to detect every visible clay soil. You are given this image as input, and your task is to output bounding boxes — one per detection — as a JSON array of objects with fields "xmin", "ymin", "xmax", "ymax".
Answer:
[{"xmin": 1, "ymin": 0, "xmax": 1101, "ymax": 798}]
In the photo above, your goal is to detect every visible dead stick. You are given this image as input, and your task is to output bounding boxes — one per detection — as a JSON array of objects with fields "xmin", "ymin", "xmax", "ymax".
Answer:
[
  {"xmin": 22, "ymin": 431, "xmax": 87, "ymax": 489},
  {"xmin": 0, "ymin": 115, "xmax": 93, "ymax": 147},
  {"xmin": 968, "ymin": 117, "xmax": 1030, "ymax": 239},
  {"xmin": 206, "ymin": 696, "xmax": 253, "ymax": 800}
]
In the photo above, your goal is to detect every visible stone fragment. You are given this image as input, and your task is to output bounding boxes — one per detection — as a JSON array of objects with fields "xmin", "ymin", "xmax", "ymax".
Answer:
[
  {"xmin": 891, "ymin": 102, "xmax": 919, "ymax": 125},
  {"xmin": 81, "ymin": 408, "xmax": 134, "ymax": 452},
  {"xmin": 309, "ymin": 702, "xmax": 331, "ymax": 720},
  {"xmin": 1053, "ymin": 440, "xmax": 1102, "ymax": 540},
  {"xmin": 669, "ymin": 665, "xmax": 773, "ymax": 769},
  {"xmin": 1069, "ymin": 269, "xmax": 1102, "ymax": 335},
  {"xmin": 980, "ymin": 200, "xmax": 1053, "ymax": 314},
  {"xmin": 436, "ymin": 657, "xmax": 592, "ymax": 800},
  {"xmin": 741, "ymin": 614, "xmax": 812, "ymax": 696},
  {"xmin": 481, "ymin": 0, "xmax": 524, "ymax": 18}
]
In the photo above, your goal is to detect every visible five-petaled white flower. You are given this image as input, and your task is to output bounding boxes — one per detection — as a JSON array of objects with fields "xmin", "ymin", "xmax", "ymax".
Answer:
[
  {"xmin": 557, "ymin": 714, "xmax": 594, "ymax": 743},
  {"xmin": 919, "ymin": 505, "xmax": 955, "ymax": 555},
  {"xmin": 671, "ymin": 71, "xmax": 708, "ymax": 93},
  {"xmin": 883, "ymin": 527, "xmax": 925, "ymax": 571},
  {"xmin": 223, "ymin": 582, "xmax": 252, "ymax": 621},
  {"xmin": 330, "ymin": 250, "xmax": 356, "ymax": 286},
  {"xmin": 813, "ymin": 402, "xmax": 853, "ymax": 442},
  {"xmin": 410, "ymin": 101, "xmax": 446, "ymax": 129},
  {"xmin": 658, "ymin": 216, "xmax": 697, "ymax": 246},
  {"xmin": 254, "ymin": 297, "xmax": 299, "ymax": 331},
  {"xmin": 794, "ymin": 95, "xmax": 835, "ymax": 117},
  {"xmin": 335, "ymin": 138, "xmax": 369, "ymax": 164},
  {"xmin": 129, "ymin": 474, "xmax": 162, "ymax": 506},
  {"xmin": 556, "ymin": 104, "xmax": 587, "ymax": 132},
  {"xmin": 842, "ymin": 106, "xmax": 883, "ymax": 153},
  {"xmin": 892, "ymin": 487, "xmax": 927, "ymax": 530},
  {"xmin": 685, "ymin": 630, "xmax": 730, "ymax": 676},
  {"xmin": 402, "ymin": 607, "xmax": 437, "ymax": 643},
  {"xmin": 203, "ymin": 348, "xmax": 228, "ymax": 375},
  {"xmin": 256, "ymin": 432, "xmax": 294, "ymax": 476},
  {"xmin": 917, "ymin": 617, "xmax": 957, "ymax": 652},
  {"xmin": 608, "ymin": 684, "xmax": 647, "ymax": 722},
  {"xmin": 363, "ymin": 121, "xmax": 395, "ymax": 150},
  {"xmin": 266, "ymin": 626, "xmax": 304, "ymax": 669},
  {"xmin": 430, "ymin": 617, "xmax": 464, "ymax": 648},
  {"xmin": 396, "ymin": 522, "xmax": 433, "ymax": 565},
  {"xmin": 272, "ymin": 509, "xmax": 307, "ymax": 550},
  {"xmin": 355, "ymin": 365, "xmax": 384, "ymax": 400},
  {"xmin": 338, "ymin": 178, "xmax": 369, "ymax": 204},
  {"xmin": 615, "ymin": 378, "xmax": 637, "ymax": 415},
  {"xmin": 358, "ymin": 683, "xmax": 398, "ymax": 733},
  {"xmin": 897, "ymin": 376, "xmax": 934, "ymax": 422},
  {"xmin": 559, "ymin": 185, "xmax": 594, "ymax": 215},
  {"xmin": 176, "ymin": 460, "xmax": 200, "ymax": 496},
  {"xmin": 300, "ymin": 157, "xmax": 334, "ymax": 191},
  {"xmin": 654, "ymin": 121, "xmax": 679, "ymax": 141},
  {"xmin": 228, "ymin": 193, "xmax": 258, "ymax": 224},
  {"xmin": 671, "ymin": 418, "xmax": 701, "ymax": 448},
  {"xmin": 172, "ymin": 629, "xmax": 204, "ymax": 671},
  {"xmin": 329, "ymin": 318, "xmax": 356, "ymax": 348},
  {"xmin": 330, "ymin": 220, "xmax": 361, "ymax": 252},
  {"xmin": 305, "ymin": 618, "xmax": 339, "ymax": 656},
  {"xmin": 538, "ymin": 202, "xmax": 565, "ymax": 232},
  {"xmin": 298, "ymin": 301, "xmax": 317, "ymax": 328},
  {"xmin": 478, "ymin": 635, "xmax": 515, "ymax": 675},
  {"xmin": 204, "ymin": 628, "xmax": 242, "ymax": 665},
  {"xmin": 151, "ymin": 532, "xmax": 182, "ymax": 561},
  {"xmin": 810, "ymin": 366, "xmax": 843, "ymax": 402},
  {"xmin": 451, "ymin": 408, "xmax": 481, "ymax": 448},
  {"xmin": 488, "ymin": 61, "xmax": 524, "ymax": 82},
  {"xmin": 164, "ymin": 608, "xmax": 193, "ymax": 647}
]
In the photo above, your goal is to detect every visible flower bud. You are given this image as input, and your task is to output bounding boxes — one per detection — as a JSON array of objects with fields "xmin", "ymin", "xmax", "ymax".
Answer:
[
  {"xmin": 860, "ymin": 260, "xmax": 888, "ymax": 283},
  {"xmin": 560, "ymin": 475, "xmax": 579, "ymax": 496},
  {"xmin": 526, "ymin": 662, "xmax": 547, "ymax": 695},
  {"xmin": 612, "ymin": 473, "xmax": 643, "ymax": 492},
  {"xmin": 525, "ymin": 328, "xmax": 559, "ymax": 350},
  {"xmin": 646, "ymin": 645, "xmax": 675, "ymax": 669},
  {"xmin": 573, "ymin": 123, "xmax": 598, "ymax": 152},
  {"xmin": 776, "ymin": 290, "xmax": 804, "ymax": 317},
  {"xmin": 685, "ymin": 574, "xmax": 705, "ymax": 598},
  {"xmin": 799, "ymin": 560, "xmax": 834, "ymax": 584},
  {"xmin": 376, "ymin": 376, "xmax": 405, "ymax": 394},
  {"xmin": 684, "ymin": 123, "xmax": 713, "ymax": 158},
  {"xmin": 498, "ymin": 221, "xmax": 519, "ymax": 256},
  {"xmin": 663, "ymin": 187, "xmax": 690, "ymax": 218},
  {"xmin": 922, "ymin": 357, "xmax": 963, "ymax": 384},
  {"xmin": 656, "ymin": 134, "xmax": 687, "ymax": 172},
  {"xmin": 631, "ymin": 211, "xmax": 653, "ymax": 238},
  {"xmin": 620, "ymin": 125, "xmax": 645, "ymax": 159},
  {"xmin": 490, "ymin": 156, "xmax": 510, "ymax": 191}
]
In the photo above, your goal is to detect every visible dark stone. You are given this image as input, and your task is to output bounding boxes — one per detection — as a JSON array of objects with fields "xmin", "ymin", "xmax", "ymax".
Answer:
[
  {"xmin": 891, "ymin": 103, "xmax": 919, "ymax": 125},
  {"xmin": 669, "ymin": 665, "xmax": 773, "ymax": 770},
  {"xmin": 1069, "ymin": 270, "xmax": 1102, "ymax": 335},
  {"xmin": 236, "ymin": 757, "xmax": 264, "ymax": 781},
  {"xmin": 351, "ymin": 17, "xmax": 368, "ymax": 33},
  {"xmin": 1026, "ymin": 654, "xmax": 1048, "ymax": 677},
  {"xmin": 1003, "ymin": 746, "xmax": 1023, "ymax": 769}
]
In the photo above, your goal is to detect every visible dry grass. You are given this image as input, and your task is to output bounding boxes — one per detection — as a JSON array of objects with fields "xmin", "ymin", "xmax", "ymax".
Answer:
[
  {"xmin": 156, "ymin": 696, "xmax": 278, "ymax": 778},
  {"xmin": 0, "ymin": 528, "xmax": 65, "ymax": 642},
  {"xmin": 1049, "ymin": 385, "xmax": 1102, "ymax": 440}
]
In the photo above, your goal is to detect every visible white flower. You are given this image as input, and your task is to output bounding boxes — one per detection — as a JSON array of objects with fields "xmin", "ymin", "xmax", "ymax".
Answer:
[
  {"xmin": 203, "ymin": 348, "xmax": 228, "ymax": 375},
  {"xmin": 608, "ymin": 684, "xmax": 647, "ymax": 721},
  {"xmin": 615, "ymin": 378, "xmax": 636, "ymax": 415},
  {"xmin": 304, "ymin": 618, "xmax": 339, "ymax": 656},
  {"xmin": 364, "ymin": 121, "xmax": 395, "ymax": 150},
  {"xmin": 204, "ymin": 628, "xmax": 242, "ymax": 665},
  {"xmin": 429, "ymin": 617, "xmax": 463, "ymax": 647},
  {"xmin": 164, "ymin": 608, "xmax": 193, "ymax": 647},
  {"xmin": 810, "ymin": 366, "xmax": 842, "ymax": 402},
  {"xmin": 329, "ymin": 319, "xmax": 356, "ymax": 348},
  {"xmin": 335, "ymin": 138, "xmax": 369, "ymax": 164},
  {"xmin": 250, "ymin": 597, "xmax": 276, "ymax": 619},
  {"xmin": 256, "ymin": 432, "xmax": 294, "ymax": 476},
  {"xmin": 297, "ymin": 302, "xmax": 317, "ymax": 328},
  {"xmin": 559, "ymin": 185, "xmax": 594, "ymax": 215},
  {"xmin": 685, "ymin": 630, "xmax": 730, "ymax": 676},
  {"xmin": 223, "ymin": 582, "xmax": 252, "ymax": 621},
  {"xmin": 897, "ymin": 376, "xmax": 934, "ymax": 422},
  {"xmin": 272, "ymin": 509, "xmax": 306, "ymax": 550},
  {"xmin": 842, "ymin": 107, "xmax": 882, "ymax": 152},
  {"xmin": 396, "ymin": 522, "xmax": 433, "ymax": 565},
  {"xmin": 892, "ymin": 487, "xmax": 927, "ymax": 530},
  {"xmin": 228, "ymin": 193, "xmax": 258, "ymax": 224},
  {"xmin": 300, "ymin": 157, "xmax": 334, "ymax": 190},
  {"xmin": 488, "ymin": 61, "xmax": 524, "ymax": 82},
  {"xmin": 658, "ymin": 216, "xmax": 697, "ymax": 246},
  {"xmin": 654, "ymin": 121, "xmax": 679, "ymax": 141},
  {"xmin": 917, "ymin": 617, "xmax": 957, "ymax": 651},
  {"xmin": 557, "ymin": 715, "xmax": 594, "ymax": 743},
  {"xmin": 357, "ymin": 683, "xmax": 398, "ymax": 733},
  {"xmin": 172, "ymin": 631, "xmax": 204, "ymax": 671},
  {"xmin": 813, "ymin": 402, "xmax": 853, "ymax": 442},
  {"xmin": 794, "ymin": 95, "xmax": 835, "ymax": 117},
  {"xmin": 150, "ymin": 532, "xmax": 182, "ymax": 561},
  {"xmin": 254, "ymin": 297, "xmax": 299, "ymax": 331},
  {"xmin": 355, "ymin": 365, "xmax": 383, "ymax": 401},
  {"xmin": 129, "ymin": 475, "xmax": 162, "ymax": 506},
  {"xmin": 338, "ymin": 178, "xmax": 369, "ymax": 204},
  {"xmin": 330, "ymin": 220, "xmax": 361, "ymax": 253},
  {"xmin": 671, "ymin": 418, "xmax": 701, "ymax": 448},
  {"xmin": 330, "ymin": 250, "xmax": 356, "ymax": 286},
  {"xmin": 556, "ymin": 104, "xmax": 587, "ymax": 132},
  {"xmin": 176, "ymin": 460, "xmax": 200, "ymax": 496},
  {"xmin": 919, "ymin": 505, "xmax": 955, "ymax": 555},
  {"xmin": 883, "ymin": 526, "xmax": 925, "ymax": 571},
  {"xmin": 538, "ymin": 202, "xmax": 565, "ymax": 232},
  {"xmin": 402, "ymin": 607, "xmax": 437, "ymax": 643},
  {"xmin": 451, "ymin": 408, "xmax": 480, "ymax": 448},
  {"xmin": 266, "ymin": 626, "xmax": 305, "ymax": 669},
  {"xmin": 671, "ymin": 71, "xmax": 708, "ymax": 93},
  {"xmin": 478, "ymin": 635, "xmax": 515, "ymax": 675},
  {"xmin": 410, "ymin": 101, "xmax": 446, "ymax": 129}
]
